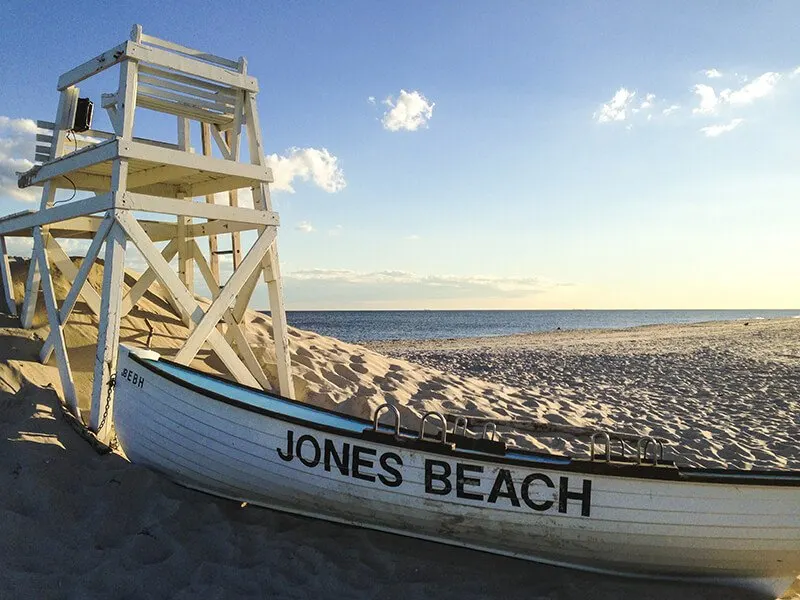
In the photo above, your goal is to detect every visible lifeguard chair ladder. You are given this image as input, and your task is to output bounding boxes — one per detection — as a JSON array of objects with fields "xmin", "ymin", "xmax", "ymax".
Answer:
[{"xmin": 0, "ymin": 25, "xmax": 295, "ymax": 444}]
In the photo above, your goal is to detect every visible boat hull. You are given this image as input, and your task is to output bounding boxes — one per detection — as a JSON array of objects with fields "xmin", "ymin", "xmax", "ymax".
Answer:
[{"xmin": 113, "ymin": 349, "xmax": 800, "ymax": 596}]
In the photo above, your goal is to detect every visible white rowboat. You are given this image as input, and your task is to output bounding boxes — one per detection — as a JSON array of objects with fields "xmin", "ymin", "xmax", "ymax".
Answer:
[{"xmin": 113, "ymin": 347, "xmax": 800, "ymax": 597}]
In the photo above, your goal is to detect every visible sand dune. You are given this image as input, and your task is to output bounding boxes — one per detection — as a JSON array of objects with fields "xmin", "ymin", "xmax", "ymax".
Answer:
[{"xmin": 0, "ymin": 257, "xmax": 798, "ymax": 598}]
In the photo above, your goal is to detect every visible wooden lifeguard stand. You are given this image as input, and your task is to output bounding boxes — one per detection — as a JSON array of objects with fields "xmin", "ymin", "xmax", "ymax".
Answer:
[{"xmin": 0, "ymin": 25, "xmax": 295, "ymax": 443}]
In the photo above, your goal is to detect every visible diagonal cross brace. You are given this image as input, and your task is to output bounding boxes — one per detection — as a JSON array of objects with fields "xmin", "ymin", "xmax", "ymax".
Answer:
[
  {"xmin": 174, "ymin": 226, "xmax": 276, "ymax": 364},
  {"xmin": 116, "ymin": 211, "xmax": 259, "ymax": 388}
]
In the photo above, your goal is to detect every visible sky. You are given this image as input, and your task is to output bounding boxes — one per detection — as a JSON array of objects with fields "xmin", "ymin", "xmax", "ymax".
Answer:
[{"xmin": 1, "ymin": 1, "xmax": 800, "ymax": 309}]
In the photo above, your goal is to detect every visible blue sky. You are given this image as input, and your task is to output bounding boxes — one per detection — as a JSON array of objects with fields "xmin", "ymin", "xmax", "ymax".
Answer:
[{"xmin": 1, "ymin": 1, "xmax": 800, "ymax": 309}]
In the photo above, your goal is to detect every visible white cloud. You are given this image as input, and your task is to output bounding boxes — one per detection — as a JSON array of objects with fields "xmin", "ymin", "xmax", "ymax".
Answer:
[
  {"xmin": 285, "ymin": 269, "xmax": 554, "ymax": 297},
  {"xmin": 704, "ymin": 68, "xmax": 723, "ymax": 78},
  {"xmin": 639, "ymin": 93, "xmax": 656, "ymax": 109},
  {"xmin": 381, "ymin": 90, "xmax": 435, "ymax": 132},
  {"xmin": 791, "ymin": 67, "xmax": 800, "ymax": 79},
  {"xmin": 662, "ymin": 104, "xmax": 681, "ymax": 116},
  {"xmin": 328, "ymin": 224, "xmax": 343, "ymax": 237},
  {"xmin": 405, "ymin": 234, "xmax": 420, "ymax": 241},
  {"xmin": 700, "ymin": 118, "xmax": 744, "ymax": 137},
  {"xmin": 265, "ymin": 147, "xmax": 346, "ymax": 194},
  {"xmin": 594, "ymin": 88, "xmax": 637, "ymax": 123},
  {"xmin": 723, "ymin": 72, "xmax": 781, "ymax": 105},
  {"xmin": 367, "ymin": 96, "xmax": 376, "ymax": 105},
  {"xmin": 0, "ymin": 116, "xmax": 38, "ymax": 202},
  {"xmin": 692, "ymin": 84, "xmax": 719, "ymax": 114},
  {"xmin": 693, "ymin": 72, "xmax": 781, "ymax": 115},
  {"xmin": 296, "ymin": 221, "xmax": 315, "ymax": 233}
]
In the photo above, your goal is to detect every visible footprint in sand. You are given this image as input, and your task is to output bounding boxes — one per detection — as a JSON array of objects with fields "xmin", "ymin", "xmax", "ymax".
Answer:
[
  {"xmin": 332, "ymin": 363, "xmax": 361, "ymax": 384},
  {"xmin": 321, "ymin": 368, "xmax": 352, "ymax": 389}
]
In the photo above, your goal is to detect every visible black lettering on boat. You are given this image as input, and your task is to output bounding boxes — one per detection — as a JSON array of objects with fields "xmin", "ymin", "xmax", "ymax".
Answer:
[
  {"xmin": 456, "ymin": 463, "xmax": 484, "ymax": 501},
  {"xmin": 378, "ymin": 452, "xmax": 403, "ymax": 487},
  {"xmin": 488, "ymin": 468, "xmax": 520, "ymax": 507},
  {"xmin": 278, "ymin": 430, "xmax": 294, "ymax": 461},
  {"xmin": 297, "ymin": 434, "xmax": 321, "ymax": 467},
  {"xmin": 425, "ymin": 459, "xmax": 452, "ymax": 495},
  {"xmin": 121, "ymin": 367, "xmax": 144, "ymax": 388},
  {"xmin": 559, "ymin": 477, "xmax": 592, "ymax": 517},
  {"xmin": 324, "ymin": 439, "xmax": 350, "ymax": 475},
  {"xmin": 352, "ymin": 445, "xmax": 377, "ymax": 482},
  {"xmin": 521, "ymin": 473, "xmax": 555, "ymax": 512}
]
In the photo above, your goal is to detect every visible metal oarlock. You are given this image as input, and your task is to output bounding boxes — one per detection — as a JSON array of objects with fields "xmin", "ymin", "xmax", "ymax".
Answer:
[
  {"xmin": 419, "ymin": 411, "xmax": 448, "ymax": 444},
  {"xmin": 372, "ymin": 403, "xmax": 401, "ymax": 436}
]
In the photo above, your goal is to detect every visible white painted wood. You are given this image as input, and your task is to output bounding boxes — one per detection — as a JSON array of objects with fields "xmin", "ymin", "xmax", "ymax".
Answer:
[
  {"xmin": 116, "ymin": 211, "xmax": 258, "ymax": 387},
  {"xmin": 176, "ymin": 119, "xmax": 194, "ymax": 294},
  {"xmin": 139, "ymin": 33, "xmax": 240, "ymax": 70},
  {"xmin": 117, "ymin": 192, "xmax": 278, "ymax": 224},
  {"xmin": 175, "ymin": 227, "xmax": 275, "ymax": 364},
  {"xmin": 89, "ymin": 222, "xmax": 127, "ymax": 440},
  {"xmin": 113, "ymin": 349, "xmax": 800, "ymax": 598},
  {"xmin": 19, "ymin": 252, "xmax": 39, "ymax": 329},
  {"xmin": 34, "ymin": 228, "xmax": 79, "ymax": 415},
  {"xmin": 209, "ymin": 124, "xmax": 231, "ymax": 160},
  {"xmin": 17, "ymin": 139, "xmax": 119, "ymax": 189},
  {"xmin": 201, "ymin": 124, "xmax": 221, "ymax": 285},
  {"xmin": 186, "ymin": 219, "xmax": 262, "ymax": 239},
  {"xmin": 138, "ymin": 73, "xmax": 236, "ymax": 105},
  {"xmin": 44, "ymin": 236, "xmax": 102, "ymax": 315},
  {"xmin": 41, "ymin": 216, "xmax": 113, "ymax": 363},
  {"xmin": 57, "ymin": 41, "xmax": 131, "ymax": 90},
  {"xmin": 0, "ymin": 237, "xmax": 16, "ymax": 316},
  {"xmin": 120, "ymin": 238, "xmax": 179, "ymax": 317},
  {"xmin": 0, "ymin": 194, "xmax": 114, "ymax": 236},
  {"xmin": 193, "ymin": 242, "xmax": 271, "ymax": 389},
  {"xmin": 118, "ymin": 58, "xmax": 139, "ymax": 140},
  {"xmin": 126, "ymin": 42, "xmax": 259, "ymax": 92},
  {"xmin": 118, "ymin": 140, "xmax": 272, "ymax": 182}
]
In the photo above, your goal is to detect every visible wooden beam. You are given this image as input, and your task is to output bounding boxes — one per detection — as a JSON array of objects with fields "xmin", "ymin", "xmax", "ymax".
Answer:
[
  {"xmin": 193, "ymin": 241, "xmax": 271, "ymax": 390},
  {"xmin": 116, "ymin": 211, "xmax": 259, "ymax": 387},
  {"xmin": 0, "ymin": 237, "xmax": 17, "ymax": 316},
  {"xmin": 0, "ymin": 194, "xmax": 114, "ymax": 236},
  {"xmin": 34, "ymin": 228, "xmax": 79, "ymax": 416},
  {"xmin": 118, "ymin": 58, "xmax": 139, "ymax": 140},
  {"xmin": 117, "ymin": 192, "xmax": 279, "ymax": 225},
  {"xmin": 41, "ymin": 216, "xmax": 113, "ymax": 363},
  {"xmin": 186, "ymin": 219, "xmax": 261, "ymax": 239},
  {"xmin": 125, "ymin": 41, "xmax": 258, "ymax": 92},
  {"xmin": 210, "ymin": 124, "xmax": 231, "ymax": 160},
  {"xmin": 201, "ymin": 124, "xmax": 221, "ymax": 284},
  {"xmin": 175, "ymin": 227, "xmax": 275, "ymax": 364},
  {"xmin": 17, "ymin": 139, "xmax": 119, "ymax": 189},
  {"xmin": 57, "ymin": 41, "xmax": 131, "ymax": 90},
  {"xmin": 139, "ymin": 33, "xmax": 240, "ymax": 70},
  {"xmin": 120, "ymin": 238, "xmax": 179, "ymax": 317},
  {"xmin": 88, "ymin": 222, "xmax": 127, "ymax": 441},
  {"xmin": 45, "ymin": 236, "xmax": 102, "ymax": 316}
]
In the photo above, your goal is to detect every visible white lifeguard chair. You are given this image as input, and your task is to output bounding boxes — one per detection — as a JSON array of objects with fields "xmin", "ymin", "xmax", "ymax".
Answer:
[{"xmin": 0, "ymin": 25, "xmax": 295, "ymax": 443}]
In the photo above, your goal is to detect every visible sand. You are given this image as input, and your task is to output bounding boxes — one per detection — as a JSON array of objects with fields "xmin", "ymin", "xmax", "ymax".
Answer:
[{"xmin": 0, "ymin": 258, "xmax": 797, "ymax": 599}]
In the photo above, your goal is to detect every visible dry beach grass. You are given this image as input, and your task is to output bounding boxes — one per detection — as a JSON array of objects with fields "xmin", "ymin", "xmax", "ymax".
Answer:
[{"xmin": 0, "ymin": 258, "xmax": 797, "ymax": 599}]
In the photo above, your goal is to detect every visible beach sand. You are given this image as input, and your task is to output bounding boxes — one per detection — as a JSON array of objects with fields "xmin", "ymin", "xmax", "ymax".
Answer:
[{"xmin": 0, "ymin": 258, "xmax": 797, "ymax": 599}]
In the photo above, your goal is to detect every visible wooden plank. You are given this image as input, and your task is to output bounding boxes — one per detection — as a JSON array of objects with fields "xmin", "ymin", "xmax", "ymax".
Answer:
[
  {"xmin": 138, "ymin": 84, "xmax": 233, "ymax": 113},
  {"xmin": 0, "ymin": 194, "xmax": 114, "ymax": 236},
  {"xmin": 209, "ymin": 125, "xmax": 231, "ymax": 159},
  {"xmin": 118, "ymin": 140, "xmax": 271, "ymax": 182},
  {"xmin": 186, "ymin": 219, "xmax": 261, "ymax": 239},
  {"xmin": 138, "ymin": 65, "xmax": 237, "ymax": 96},
  {"xmin": 19, "ymin": 254, "xmax": 39, "ymax": 329},
  {"xmin": 41, "ymin": 216, "xmax": 113, "ymax": 363},
  {"xmin": 37, "ymin": 120, "xmax": 55, "ymax": 130},
  {"xmin": 174, "ymin": 227, "xmax": 275, "ymax": 364},
  {"xmin": 116, "ymin": 211, "xmax": 259, "ymax": 387},
  {"xmin": 118, "ymin": 59, "xmax": 139, "ymax": 140},
  {"xmin": 120, "ymin": 238, "xmax": 179, "ymax": 317},
  {"xmin": 37, "ymin": 134, "xmax": 54, "ymax": 144},
  {"xmin": 45, "ymin": 236, "xmax": 102, "ymax": 316},
  {"xmin": 192, "ymin": 240, "xmax": 271, "ymax": 390},
  {"xmin": 126, "ymin": 42, "xmax": 258, "ymax": 92},
  {"xmin": 34, "ymin": 228, "xmax": 79, "ymax": 416},
  {"xmin": 88, "ymin": 222, "xmax": 127, "ymax": 441},
  {"xmin": 137, "ymin": 95, "xmax": 233, "ymax": 125},
  {"xmin": 201, "ymin": 124, "xmax": 221, "ymax": 284},
  {"xmin": 18, "ymin": 139, "xmax": 119, "ymax": 189},
  {"xmin": 117, "ymin": 192, "xmax": 279, "ymax": 225},
  {"xmin": 139, "ymin": 73, "xmax": 236, "ymax": 105},
  {"xmin": 0, "ymin": 237, "xmax": 17, "ymax": 316},
  {"xmin": 57, "ymin": 41, "xmax": 131, "ymax": 90},
  {"xmin": 127, "ymin": 164, "xmax": 187, "ymax": 189},
  {"xmin": 139, "ymin": 33, "xmax": 240, "ymax": 70}
]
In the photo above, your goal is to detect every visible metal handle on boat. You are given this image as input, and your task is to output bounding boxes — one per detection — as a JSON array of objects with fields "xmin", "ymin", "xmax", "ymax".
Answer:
[
  {"xmin": 481, "ymin": 422, "xmax": 497, "ymax": 441},
  {"xmin": 419, "ymin": 412, "xmax": 448, "ymax": 444},
  {"xmin": 373, "ymin": 404, "xmax": 401, "ymax": 436},
  {"xmin": 637, "ymin": 436, "xmax": 664, "ymax": 466},
  {"xmin": 610, "ymin": 435, "xmax": 627, "ymax": 459},
  {"xmin": 590, "ymin": 432, "xmax": 612, "ymax": 462},
  {"xmin": 453, "ymin": 416, "xmax": 468, "ymax": 437}
]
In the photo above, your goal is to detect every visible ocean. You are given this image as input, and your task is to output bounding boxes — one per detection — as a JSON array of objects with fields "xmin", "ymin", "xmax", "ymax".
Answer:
[{"xmin": 282, "ymin": 309, "xmax": 800, "ymax": 343}]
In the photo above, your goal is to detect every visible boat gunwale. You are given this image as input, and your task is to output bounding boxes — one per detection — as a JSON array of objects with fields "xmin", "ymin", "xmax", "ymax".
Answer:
[{"xmin": 123, "ymin": 351, "xmax": 800, "ymax": 487}]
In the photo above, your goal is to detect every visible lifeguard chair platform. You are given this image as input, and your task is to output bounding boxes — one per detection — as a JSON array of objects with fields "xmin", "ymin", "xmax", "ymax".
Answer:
[{"xmin": 0, "ymin": 25, "xmax": 294, "ymax": 443}]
